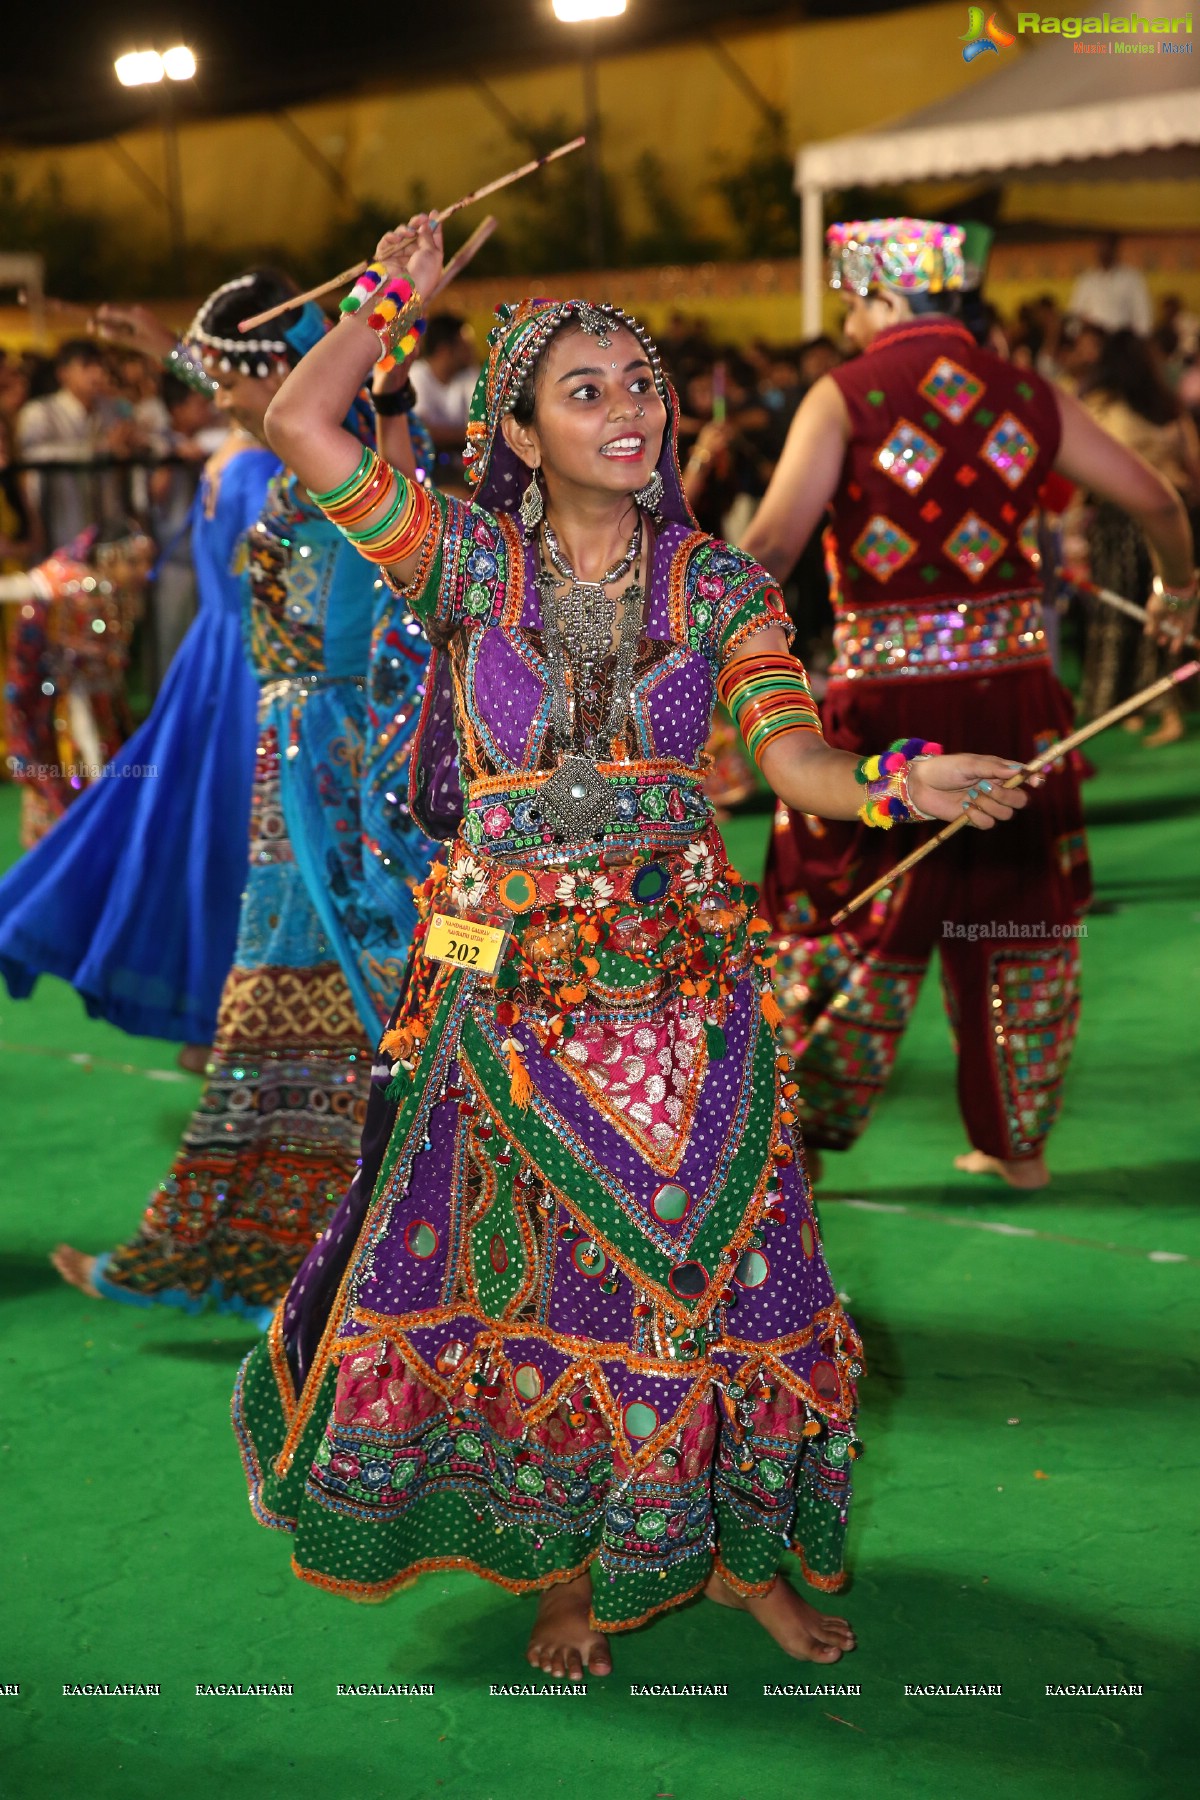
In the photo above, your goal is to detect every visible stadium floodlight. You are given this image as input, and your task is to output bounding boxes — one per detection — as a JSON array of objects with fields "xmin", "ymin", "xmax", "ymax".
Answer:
[{"xmin": 552, "ymin": 2, "xmax": 627, "ymax": 21}]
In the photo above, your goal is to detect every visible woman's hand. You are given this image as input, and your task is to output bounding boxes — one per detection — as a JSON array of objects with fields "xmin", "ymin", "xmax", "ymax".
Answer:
[
  {"xmin": 908, "ymin": 754, "xmax": 1041, "ymax": 829},
  {"xmin": 1145, "ymin": 582, "xmax": 1197, "ymax": 649},
  {"xmin": 92, "ymin": 303, "xmax": 176, "ymax": 364},
  {"xmin": 374, "ymin": 213, "xmax": 444, "ymax": 300}
]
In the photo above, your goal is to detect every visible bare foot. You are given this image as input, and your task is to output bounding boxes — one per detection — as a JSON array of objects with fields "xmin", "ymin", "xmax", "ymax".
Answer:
[
  {"xmin": 1120, "ymin": 714, "xmax": 1145, "ymax": 734},
  {"xmin": 704, "ymin": 1569, "xmax": 855, "ymax": 1662},
  {"xmin": 51, "ymin": 1244, "xmax": 101, "ymax": 1297},
  {"xmin": 526, "ymin": 1571, "xmax": 612, "ymax": 1681},
  {"xmin": 1144, "ymin": 712, "xmax": 1185, "ymax": 748},
  {"xmin": 177, "ymin": 1044, "xmax": 212, "ymax": 1075},
  {"xmin": 954, "ymin": 1148, "xmax": 1049, "ymax": 1190}
]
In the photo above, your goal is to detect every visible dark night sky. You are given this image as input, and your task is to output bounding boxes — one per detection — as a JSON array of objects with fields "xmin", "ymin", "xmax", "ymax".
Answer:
[{"xmin": 5, "ymin": 1, "xmax": 921, "ymax": 145}]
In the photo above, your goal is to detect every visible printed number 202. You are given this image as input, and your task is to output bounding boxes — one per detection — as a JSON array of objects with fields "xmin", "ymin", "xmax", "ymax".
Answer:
[{"xmin": 448, "ymin": 936, "xmax": 481, "ymax": 965}]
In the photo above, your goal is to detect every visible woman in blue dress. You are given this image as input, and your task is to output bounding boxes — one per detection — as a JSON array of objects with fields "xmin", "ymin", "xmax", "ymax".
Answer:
[
  {"xmin": 0, "ymin": 279, "xmax": 303, "ymax": 1050},
  {"xmin": 51, "ymin": 278, "xmax": 435, "ymax": 1325}
]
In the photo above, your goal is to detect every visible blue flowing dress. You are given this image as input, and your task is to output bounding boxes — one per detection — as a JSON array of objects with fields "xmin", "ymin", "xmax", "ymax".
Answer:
[{"xmin": 0, "ymin": 442, "xmax": 278, "ymax": 1043}]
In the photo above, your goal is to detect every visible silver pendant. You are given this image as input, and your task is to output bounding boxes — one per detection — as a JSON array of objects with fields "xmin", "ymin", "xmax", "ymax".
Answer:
[{"xmin": 539, "ymin": 754, "xmax": 616, "ymax": 842}]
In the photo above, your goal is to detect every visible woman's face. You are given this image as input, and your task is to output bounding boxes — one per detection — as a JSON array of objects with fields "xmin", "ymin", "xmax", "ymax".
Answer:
[
  {"xmin": 503, "ymin": 323, "xmax": 666, "ymax": 504},
  {"xmin": 212, "ymin": 366, "xmax": 285, "ymax": 442}
]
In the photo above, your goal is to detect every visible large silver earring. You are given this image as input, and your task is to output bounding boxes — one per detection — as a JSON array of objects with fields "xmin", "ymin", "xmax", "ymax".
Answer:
[
  {"xmin": 634, "ymin": 469, "xmax": 663, "ymax": 515},
  {"xmin": 519, "ymin": 469, "xmax": 544, "ymax": 533}
]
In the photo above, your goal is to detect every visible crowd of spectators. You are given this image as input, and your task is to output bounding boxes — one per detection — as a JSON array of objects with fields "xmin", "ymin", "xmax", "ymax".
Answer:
[
  {"xmin": 0, "ymin": 338, "xmax": 225, "ymax": 691},
  {"xmin": 1, "ymin": 238, "xmax": 1198, "ymax": 736}
]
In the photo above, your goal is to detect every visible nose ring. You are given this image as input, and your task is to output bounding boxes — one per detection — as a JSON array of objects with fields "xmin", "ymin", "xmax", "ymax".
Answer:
[{"xmin": 634, "ymin": 403, "xmax": 645, "ymax": 417}]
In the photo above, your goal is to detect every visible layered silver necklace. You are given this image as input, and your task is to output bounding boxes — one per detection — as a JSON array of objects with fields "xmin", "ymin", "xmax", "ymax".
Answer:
[{"xmin": 535, "ymin": 512, "xmax": 646, "ymax": 841}]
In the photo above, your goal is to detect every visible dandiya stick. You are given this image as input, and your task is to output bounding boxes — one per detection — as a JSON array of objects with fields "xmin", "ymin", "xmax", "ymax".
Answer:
[
  {"xmin": 238, "ymin": 136, "xmax": 585, "ymax": 329},
  {"xmin": 830, "ymin": 659, "xmax": 1200, "ymax": 925},
  {"xmin": 428, "ymin": 214, "xmax": 498, "ymax": 299},
  {"xmin": 1076, "ymin": 578, "xmax": 1200, "ymax": 656}
]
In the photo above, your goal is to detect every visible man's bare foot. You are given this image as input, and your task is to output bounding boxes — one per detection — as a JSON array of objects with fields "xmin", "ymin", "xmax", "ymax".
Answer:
[
  {"xmin": 177, "ymin": 1044, "xmax": 212, "ymax": 1075},
  {"xmin": 1120, "ymin": 713, "xmax": 1145, "ymax": 733},
  {"xmin": 704, "ymin": 1569, "xmax": 855, "ymax": 1661},
  {"xmin": 1144, "ymin": 711, "xmax": 1185, "ymax": 748},
  {"xmin": 50, "ymin": 1244, "xmax": 101, "ymax": 1297},
  {"xmin": 526, "ymin": 1571, "xmax": 612, "ymax": 1682},
  {"xmin": 954, "ymin": 1148, "xmax": 1049, "ymax": 1190}
]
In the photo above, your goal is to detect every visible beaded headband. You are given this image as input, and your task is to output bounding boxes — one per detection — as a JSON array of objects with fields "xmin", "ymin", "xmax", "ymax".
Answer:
[
  {"xmin": 463, "ymin": 296, "xmax": 667, "ymax": 497},
  {"xmin": 183, "ymin": 273, "xmax": 293, "ymax": 380},
  {"xmin": 827, "ymin": 218, "xmax": 966, "ymax": 298}
]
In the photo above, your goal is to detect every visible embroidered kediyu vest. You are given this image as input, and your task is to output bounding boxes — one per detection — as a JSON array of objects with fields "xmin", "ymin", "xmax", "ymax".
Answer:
[{"xmin": 824, "ymin": 317, "xmax": 1062, "ymax": 684}]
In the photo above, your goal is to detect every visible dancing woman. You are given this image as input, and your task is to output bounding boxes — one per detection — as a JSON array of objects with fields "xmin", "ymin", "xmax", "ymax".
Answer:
[
  {"xmin": 233, "ymin": 217, "xmax": 1030, "ymax": 1675},
  {"xmin": 51, "ymin": 275, "xmax": 433, "ymax": 1325}
]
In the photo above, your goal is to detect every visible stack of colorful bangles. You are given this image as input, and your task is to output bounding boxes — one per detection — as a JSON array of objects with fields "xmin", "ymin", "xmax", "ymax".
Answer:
[
  {"xmin": 339, "ymin": 262, "xmax": 427, "ymax": 372},
  {"xmin": 855, "ymin": 737, "xmax": 942, "ymax": 827},
  {"xmin": 308, "ymin": 445, "xmax": 435, "ymax": 566},
  {"xmin": 715, "ymin": 651, "xmax": 822, "ymax": 768}
]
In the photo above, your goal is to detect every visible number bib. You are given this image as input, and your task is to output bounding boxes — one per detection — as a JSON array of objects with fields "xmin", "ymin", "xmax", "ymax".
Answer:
[{"xmin": 423, "ymin": 912, "xmax": 509, "ymax": 977}]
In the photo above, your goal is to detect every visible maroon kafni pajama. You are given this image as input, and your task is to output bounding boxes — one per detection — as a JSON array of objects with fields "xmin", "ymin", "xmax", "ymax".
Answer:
[{"xmin": 763, "ymin": 318, "xmax": 1091, "ymax": 1163}]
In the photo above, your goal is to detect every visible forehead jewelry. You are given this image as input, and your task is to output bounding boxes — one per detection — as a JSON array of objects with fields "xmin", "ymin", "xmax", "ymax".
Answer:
[{"xmin": 574, "ymin": 302, "xmax": 613, "ymax": 348}]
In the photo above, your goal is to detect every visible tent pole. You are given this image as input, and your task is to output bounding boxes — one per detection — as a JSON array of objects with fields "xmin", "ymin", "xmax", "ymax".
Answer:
[{"xmin": 801, "ymin": 181, "xmax": 824, "ymax": 338}]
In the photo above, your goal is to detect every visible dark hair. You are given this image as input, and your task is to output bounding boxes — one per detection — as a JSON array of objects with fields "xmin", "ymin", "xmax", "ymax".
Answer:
[
  {"xmin": 422, "ymin": 313, "xmax": 467, "ymax": 358},
  {"xmin": 196, "ymin": 267, "xmax": 304, "ymax": 362},
  {"xmin": 1080, "ymin": 327, "xmax": 1180, "ymax": 427},
  {"xmin": 904, "ymin": 290, "xmax": 963, "ymax": 319},
  {"xmin": 91, "ymin": 517, "xmax": 147, "ymax": 555},
  {"xmin": 55, "ymin": 338, "xmax": 106, "ymax": 370},
  {"xmin": 162, "ymin": 372, "xmax": 196, "ymax": 410},
  {"xmin": 509, "ymin": 318, "xmax": 578, "ymax": 426}
]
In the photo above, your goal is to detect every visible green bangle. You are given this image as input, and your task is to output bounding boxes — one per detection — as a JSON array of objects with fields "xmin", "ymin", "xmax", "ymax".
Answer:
[
  {"xmin": 342, "ymin": 478, "xmax": 407, "ymax": 544},
  {"xmin": 308, "ymin": 445, "xmax": 374, "ymax": 509}
]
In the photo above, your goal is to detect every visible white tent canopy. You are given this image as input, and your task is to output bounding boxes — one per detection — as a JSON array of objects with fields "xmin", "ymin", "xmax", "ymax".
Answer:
[{"xmin": 794, "ymin": 18, "xmax": 1200, "ymax": 331}]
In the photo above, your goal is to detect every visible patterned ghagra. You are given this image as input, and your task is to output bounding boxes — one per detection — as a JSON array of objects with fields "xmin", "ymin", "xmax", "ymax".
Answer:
[
  {"xmin": 93, "ymin": 473, "xmax": 431, "ymax": 1326},
  {"xmin": 234, "ymin": 488, "xmax": 863, "ymax": 1630}
]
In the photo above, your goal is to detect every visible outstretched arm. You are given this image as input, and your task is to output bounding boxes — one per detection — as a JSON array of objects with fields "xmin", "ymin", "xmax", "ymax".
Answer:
[
  {"xmin": 725, "ymin": 625, "xmax": 1033, "ymax": 830},
  {"xmin": 738, "ymin": 377, "xmax": 850, "ymax": 583}
]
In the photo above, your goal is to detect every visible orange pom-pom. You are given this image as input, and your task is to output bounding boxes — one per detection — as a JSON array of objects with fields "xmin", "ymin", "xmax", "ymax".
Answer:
[
  {"xmin": 760, "ymin": 988, "xmax": 785, "ymax": 1032},
  {"xmin": 505, "ymin": 1036, "xmax": 532, "ymax": 1111}
]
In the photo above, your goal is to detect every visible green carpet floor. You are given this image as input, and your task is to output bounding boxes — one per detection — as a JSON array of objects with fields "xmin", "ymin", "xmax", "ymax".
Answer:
[{"xmin": 1, "ymin": 727, "xmax": 1196, "ymax": 1800}]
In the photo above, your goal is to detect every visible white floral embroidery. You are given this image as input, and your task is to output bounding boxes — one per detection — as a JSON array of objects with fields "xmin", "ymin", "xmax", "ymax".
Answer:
[
  {"xmin": 449, "ymin": 854, "xmax": 488, "ymax": 908},
  {"xmin": 682, "ymin": 841, "xmax": 715, "ymax": 894},
  {"xmin": 554, "ymin": 871, "xmax": 615, "ymax": 908}
]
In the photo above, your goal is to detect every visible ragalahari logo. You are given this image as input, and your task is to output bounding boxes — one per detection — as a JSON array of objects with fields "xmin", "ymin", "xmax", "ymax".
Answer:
[{"xmin": 961, "ymin": 6, "xmax": 1018, "ymax": 57}]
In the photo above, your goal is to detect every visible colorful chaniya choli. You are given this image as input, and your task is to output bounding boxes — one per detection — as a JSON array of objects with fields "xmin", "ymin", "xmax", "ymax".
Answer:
[
  {"xmin": 3, "ymin": 551, "xmax": 141, "ymax": 848},
  {"xmin": 235, "ymin": 490, "xmax": 863, "ymax": 1630},
  {"xmin": 93, "ymin": 473, "xmax": 432, "ymax": 1326}
]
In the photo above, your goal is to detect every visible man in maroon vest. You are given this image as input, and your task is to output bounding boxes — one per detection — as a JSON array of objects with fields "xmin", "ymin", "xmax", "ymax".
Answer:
[{"xmin": 743, "ymin": 218, "xmax": 1196, "ymax": 1189}]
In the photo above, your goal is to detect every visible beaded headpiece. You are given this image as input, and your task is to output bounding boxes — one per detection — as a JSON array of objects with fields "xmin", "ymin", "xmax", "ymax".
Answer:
[
  {"xmin": 464, "ymin": 297, "xmax": 694, "ymax": 528},
  {"xmin": 826, "ymin": 219, "xmax": 966, "ymax": 298},
  {"xmin": 182, "ymin": 275, "xmax": 375, "ymax": 445},
  {"xmin": 184, "ymin": 274, "xmax": 293, "ymax": 380}
]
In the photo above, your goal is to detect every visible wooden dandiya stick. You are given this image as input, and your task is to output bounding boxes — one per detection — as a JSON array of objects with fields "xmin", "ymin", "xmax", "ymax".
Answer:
[
  {"xmin": 1075, "ymin": 578, "xmax": 1200, "ymax": 656},
  {"xmin": 428, "ymin": 214, "xmax": 498, "ymax": 299},
  {"xmin": 238, "ymin": 136, "xmax": 585, "ymax": 330},
  {"xmin": 830, "ymin": 658, "xmax": 1200, "ymax": 926}
]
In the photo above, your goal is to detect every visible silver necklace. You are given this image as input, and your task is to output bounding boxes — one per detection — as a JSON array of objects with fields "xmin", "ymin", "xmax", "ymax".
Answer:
[
  {"xmin": 534, "ymin": 518, "xmax": 647, "ymax": 842},
  {"xmin": 542, "ymin": 515, "xmax": 640, "ymax": 589}
]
